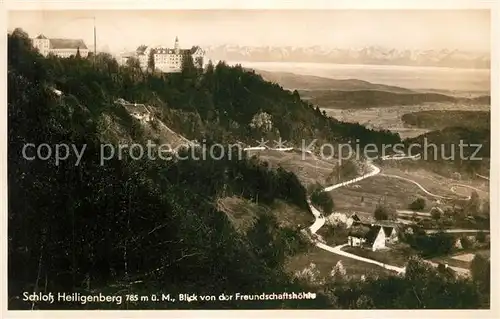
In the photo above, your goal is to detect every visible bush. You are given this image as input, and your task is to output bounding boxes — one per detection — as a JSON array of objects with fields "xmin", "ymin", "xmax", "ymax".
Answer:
[
  {"xmin": 460, "ymin": 236, "xmax": 473, "ymax": 249},
  {"xmin": 476, "ymin": 231, "xmax": 486, "ymax": 243},
  {"xmin": 318, "ymin": 224, "xmax": 349, "ymax": 246},
  {"xmin": 407, "ymin": 231, "xmax": 455, "ymax": 257},
  {"xmin": 373, "ymin": 204, "xmax": 395, "ymax": 220},
  {"xmin": 431, "ymin": 209, "xmax": 441, "ymax": 220},
  {"xmin": 409, "ymin": 197, "xmax": 426, "ymax": 211},
  {"xmin": 470, "ymin": 254, "xmax": 490, "ymax": 294}
]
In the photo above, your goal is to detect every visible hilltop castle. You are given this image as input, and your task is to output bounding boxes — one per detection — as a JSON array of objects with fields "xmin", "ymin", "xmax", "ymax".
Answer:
[{"xmin": 121, "ymin": 37, "xmax": 205, "ymax": 73}]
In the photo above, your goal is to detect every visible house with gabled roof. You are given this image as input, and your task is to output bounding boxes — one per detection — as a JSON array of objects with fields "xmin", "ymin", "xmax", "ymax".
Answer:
[
  {"xmin": 346, "ymin": 213, "xmax": 399, "ymax": 250},
  {"xmin": 32, "ymin": 34, "xmax": 89, "ymax": 58},
  {"xmin": 346, "ymin": 212, "xmax": 376, "ymax": 228},
  {"xmin": 348, "ymin": 224, "xmax": 387, "ymax": 251}
]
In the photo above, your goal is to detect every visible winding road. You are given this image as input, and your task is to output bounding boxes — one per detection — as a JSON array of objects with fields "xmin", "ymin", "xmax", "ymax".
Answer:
[
  {"xmin": 300, "ymin": 152, "xmax": 480, "ymax": 276},
  {"xmin": 316, "ymin": 243, "xmax": 405, "ymax": 273},
  {"xmin": 306, "ymin": 158, "xmax": 409, "ymax": 274},
  {"xmin": 244, "ymin": 147, "xmax": 485, "ymax": 276},
  {"xmin": 476, "ymin": 174, "xmax": 489, "ymax": 181},
  {"xmin": 378, "ymin": 173, "xmax": 468, "ymax": 200}
]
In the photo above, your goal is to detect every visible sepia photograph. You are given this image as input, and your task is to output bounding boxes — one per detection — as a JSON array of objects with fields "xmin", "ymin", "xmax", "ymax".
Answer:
[{"xmin": 4, "ymin": 3, "xmax": 495, "ymax": 314}]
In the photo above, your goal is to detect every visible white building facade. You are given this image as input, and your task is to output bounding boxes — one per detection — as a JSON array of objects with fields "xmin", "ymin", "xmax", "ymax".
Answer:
[
  {"xmin": 32, "ymin": 34, "xmax": 89, "ymax": 58},
  {"xmin": 131, "ymin": 37, "xmax": 205, "ymax": 73}
]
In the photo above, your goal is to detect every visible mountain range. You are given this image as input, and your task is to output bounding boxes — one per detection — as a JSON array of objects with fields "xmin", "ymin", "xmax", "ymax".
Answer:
[{"xmin": 204, "ymin": 45, "xmax": 490, "ymax": 69}]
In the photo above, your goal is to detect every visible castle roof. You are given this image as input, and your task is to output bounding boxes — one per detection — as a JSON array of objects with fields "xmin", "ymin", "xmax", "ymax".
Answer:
[
  {"xmin": 154, "ymin": 46, "xmax": 203, "ymax": 55},
  {"xmin": 35, "ymin": 34, "xmax": 48, "ymax": 39},
  {"xmin": 350, "ymin": 213, "xmax": 375, "ymax": 225},
  {"xmin": 136, "ymin": 45, "xmax": 148, "ymax": 55},
  {"xmin": 49, "ymin": 38, "xmax": 88, "ymax": 50},
  {"xmin": 135, "ymin": 44, "xmax": 204, "ymax": 56}
]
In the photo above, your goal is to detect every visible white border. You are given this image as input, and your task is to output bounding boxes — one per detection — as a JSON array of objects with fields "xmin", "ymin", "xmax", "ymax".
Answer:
[{"xmin": 1, "ymin": 1, "xmax": 499, "ymax": 318}]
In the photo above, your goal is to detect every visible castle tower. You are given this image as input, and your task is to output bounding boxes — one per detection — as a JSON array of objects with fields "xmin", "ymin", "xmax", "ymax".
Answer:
[
  {"xmin": 174, "ymin": 36, "xmax": 179, "ymax": 54},
  {"xmin": 33, "ymin": 34, "xmax": 50, "ymax": 56}
]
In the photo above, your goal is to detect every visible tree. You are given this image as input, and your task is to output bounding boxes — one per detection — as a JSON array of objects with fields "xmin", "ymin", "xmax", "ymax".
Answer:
[
  {"xmin": 126, "ymin": 56, "xmax": 141, "ymax": 70},
  {"xmin": 310, "ymin": 186, "xmax": 334, "ymax": 215},
  {"xmin": 430, "ymin": 208, "xmax": 441, "ymax": 221},
  {"xmin": 328, "ymin": 160, "xmax": 359, "ymax": 183},
  {"xmin": 409, "ymin": 197, "xmax": 426, "ymax": 211},
  {"xmin": 470, "ymin": 254, "xmax": 490, "ymax": 294},
  {"xmin": 476, "ymin": 231, "xmax": 486, "ymax": 243},
  {"xmin": 181, "ymin": 54, "xmax": 197, "ymax": 78},
  {"xmin": 460, "ymin": 236, "xmax": 472, "ymax": 249},
  {"xmin": 480, "ymin": 199, "xmax": 489, "ymax": 216},
  {"xmin": 205, "ymin": 60, "xmax": 214, "ymax": 74},
  {"xmin": 330, "ymin": 260, "xmax": 346, "ymax": 282},
  {"xmin": 148, "ymin": 49, "xmax": 155, "ymax": 73},
  {"xmin": 373, "ymin": 204, "xmax": 395, "ymax": 220},
  {"xmin": 76, "ymin": 47, "xmax": 81, "ymax": 59},
  {"xmin": 249, "ymin": 111, "xmax": 273, "ymax": 132},
  {"xmin": 409, "ymin": 231, "xmax": 455, "ymax": 257},
  {"xmin": 295, "ymin": 262, "xmax": 322, "ymax": 285},
  {"xmin": 466, "ymin": 191, "xmax": 481, "ymax": 216}
]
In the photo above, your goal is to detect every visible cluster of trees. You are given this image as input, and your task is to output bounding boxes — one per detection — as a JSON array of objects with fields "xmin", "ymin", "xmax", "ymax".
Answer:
[
  {"xmin": 408, "ymin": 197, "xmax": 426, "ymax": 211},
  {"xmin": 399, "ymin": 229, "xmax": 455, "ymax": 258},
  {"xmin": 401, "ymin": 110, "xmax": 490, "ymax": 131},
  {"xmin": 373, "ymin": 203, "xmax": 397, "ymax": 221},
  {"xmin": 326, "ymin": 159, "xmax": 360, "ymax": 184},
  {"xmin": 309, "ymin": 183, "xmax": 335, "ymax": 215},
  {"xmin": 324, "ymin": 256, "xmax": 488, "ymax": 308}
]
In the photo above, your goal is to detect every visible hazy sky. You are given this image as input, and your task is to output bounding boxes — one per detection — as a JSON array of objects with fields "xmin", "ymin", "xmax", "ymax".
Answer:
[{"xmin": 8, "ymin": 10, "xmax": 490, "ymax": 53}]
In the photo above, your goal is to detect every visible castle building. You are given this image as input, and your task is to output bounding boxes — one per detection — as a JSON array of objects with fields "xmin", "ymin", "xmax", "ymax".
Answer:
[
  {"xmin": 32, "ymin": 34, "xmax": 89, "ymax": 58},
  {"xmin": 131, "ymin": 37, "xmax": 205, "ymax": 73}
]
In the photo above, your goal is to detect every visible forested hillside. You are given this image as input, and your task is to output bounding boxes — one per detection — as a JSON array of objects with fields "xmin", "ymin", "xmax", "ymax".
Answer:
[
  {"xmin": 7, "ymin": 29, "xmax": 489, "ymax": 310},
  {"xmin": 401, "ymin": 110, "xmax": 490, "ymax": 130},
  {"xmin": 8, "ymin": 29, "xmax": 324, "ymax": 310},
  {"xmin": 301, "ymin": 89, "xmax": 489, "ymax": 110}
]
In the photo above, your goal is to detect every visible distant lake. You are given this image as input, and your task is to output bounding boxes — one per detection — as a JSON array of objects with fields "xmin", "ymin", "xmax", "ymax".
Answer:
[{"xmin": 224, "ymin": 60, "xmax": 490, "ymax": 93}]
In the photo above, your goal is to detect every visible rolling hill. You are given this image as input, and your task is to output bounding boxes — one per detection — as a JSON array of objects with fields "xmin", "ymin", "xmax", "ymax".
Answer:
[{"xmin": 254, "ymin": 69, "xmax": 413, "ymax": 93}]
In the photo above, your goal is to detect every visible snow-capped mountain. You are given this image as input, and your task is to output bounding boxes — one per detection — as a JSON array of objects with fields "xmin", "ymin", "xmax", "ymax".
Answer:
[{"xmin": 204, "ymin": 45, "xmax": 490, "ymax": 69}]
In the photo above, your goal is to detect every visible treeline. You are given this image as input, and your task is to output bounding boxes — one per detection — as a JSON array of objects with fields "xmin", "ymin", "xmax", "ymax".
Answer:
[
  {"xmin": 304, "ymin": 89, "xmax": 488, "ymax": 109},
  {"xmin": 401, "ymin": 110, "xmax": 490, "ymax": 130},
  {"xmin": 325, "ymin": 256, "xmax": 488, "ymax": 309}
]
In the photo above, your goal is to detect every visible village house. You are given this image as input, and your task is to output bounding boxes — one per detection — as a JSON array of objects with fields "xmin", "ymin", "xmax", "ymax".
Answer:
[
  {"xmin": 115, "ymin": 99, "xmax": 152, "ymax": 121},
  {"xmin": 346, "ymin": 212, "xmax": 376, "ymax": 228},
  {"xmin": 124, "ymin": 37, "xmax": 205, "ymax": 73},
  {"xmin": 347, "ymin": 213, "xmax": 399, "ymax": 251},
  {"xmin": 348, "ymin": 225, "xmax": 387, "ymax": 251},
  {"xmin": 32, "ymin": 34, "xmax": 89, "ymax": 58}
]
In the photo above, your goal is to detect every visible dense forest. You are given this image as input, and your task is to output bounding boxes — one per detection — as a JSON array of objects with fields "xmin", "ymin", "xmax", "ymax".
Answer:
[
  {"xmin": 7, "ymin": 28, "xmax": 489, "ymax": 310},
  {"xmin": 402, "ymin": 126, "xmax": 490, "ymax": 176},
  {"xmin": 301, "ymin": 89, "xmax": 490, "ymax": 110},
  {"xmin": 401, "ymin": 110, "xmax": 490, "ymax": 130}
]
